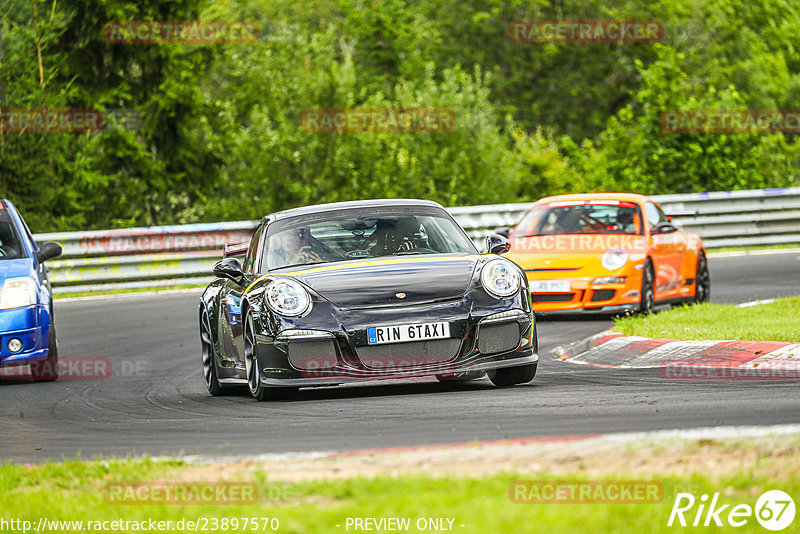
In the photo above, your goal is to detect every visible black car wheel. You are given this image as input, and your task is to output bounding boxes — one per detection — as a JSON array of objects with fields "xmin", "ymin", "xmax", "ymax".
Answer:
[
  {"xmin": 31, "ymin": 324, "xmax": 58, "ymax": 382},
  {"xmin": 693, "ymin": 252, "xmax": 711, "ymax": 304},
  {"xmin": 488, "ymin": 362, "xmax": 537, "ymax": 387},
  {"xmin": 244, "ymin": 310, "xmax": 298, "ymax": 401},
  {"xmin": 638, "ymin": 260, "xmax": 655, "ymax": 315},
  {"xmin": 200, "ymin": 308, "xmax": 230, "ymax": 396}
]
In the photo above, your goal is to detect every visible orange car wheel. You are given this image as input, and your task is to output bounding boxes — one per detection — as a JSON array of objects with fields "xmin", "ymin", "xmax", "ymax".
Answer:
[
  {"xmin": 638, "ymin": 260, "xmax": 655, "ymax": 314},
  {"xmin": 694, "ymin": 252, "xmax": 711, "ymax": 304}
]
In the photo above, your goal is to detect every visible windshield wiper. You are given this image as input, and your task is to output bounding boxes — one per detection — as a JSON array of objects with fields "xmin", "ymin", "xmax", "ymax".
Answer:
[{"xmin": 394, "ymin": 250, "xmax": 425, "ymax": 255}]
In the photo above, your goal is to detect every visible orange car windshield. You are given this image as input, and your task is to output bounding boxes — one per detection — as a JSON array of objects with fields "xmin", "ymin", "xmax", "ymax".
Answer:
[{"xmin": 513, "ymin": 201, "xmax": 643, "ymax": 236}]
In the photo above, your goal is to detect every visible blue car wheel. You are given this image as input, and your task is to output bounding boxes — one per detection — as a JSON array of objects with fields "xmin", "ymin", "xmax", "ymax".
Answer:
[{"xmin": 29, "ymin": 324, "xmax": 58, "ymax": 381}]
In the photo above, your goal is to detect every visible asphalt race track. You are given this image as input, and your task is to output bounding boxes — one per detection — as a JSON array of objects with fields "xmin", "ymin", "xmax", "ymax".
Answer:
[{"xmin": 1, "ymin": 253, "xmax": 798, "ymax": 462}]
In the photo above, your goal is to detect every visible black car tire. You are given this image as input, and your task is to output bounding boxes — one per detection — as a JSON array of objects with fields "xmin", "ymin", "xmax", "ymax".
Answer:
[
  {"xmin": 200, "ymin": 309, "xmax": 232, "ymax": 396},
  {"xmin": 244, "ymin": 311, "xmax": 298, "ymax": 401},
  {"xmin": 31, "ymin": 324, "xmax": 58, "ymax": 382},
  {"xmin": 488, "ymin": 362, "xmax": 537, "ymax": 387},
  {"xmin": 693, "ymin": 252, "xmax": 711, "ymax": 304},
  {"xmin": 638, "ymin": 260, "xmax": 655, "ymax": 315}
]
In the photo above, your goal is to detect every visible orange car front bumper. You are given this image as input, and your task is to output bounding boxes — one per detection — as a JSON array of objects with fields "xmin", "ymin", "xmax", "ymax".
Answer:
[{"xmin": 526, "ymin": 269, "xmax": 644, "ymax": 314}]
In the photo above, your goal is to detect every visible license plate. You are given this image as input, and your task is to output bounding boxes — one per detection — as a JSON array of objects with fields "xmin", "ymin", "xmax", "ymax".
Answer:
[
  {"xmin": 529, "ymin": 280, "xmax": 571, "ymax": 293},
  {"xmin": 367, "ymin": 321, "xmax": 450, "ymax": 345}
]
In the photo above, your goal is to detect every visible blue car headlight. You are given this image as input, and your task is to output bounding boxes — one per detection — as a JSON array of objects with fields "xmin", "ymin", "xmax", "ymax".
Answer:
[
  {"xmin": 265, "ymin": 278, "xmax": 312, "ymax": 317},
  {"xmin": 0, "ymin": 277, "xmax": 37, "ymax": 310},
  {"xmin": 481, "ymin": 259, "xmax": 521, "ymax": 298}
]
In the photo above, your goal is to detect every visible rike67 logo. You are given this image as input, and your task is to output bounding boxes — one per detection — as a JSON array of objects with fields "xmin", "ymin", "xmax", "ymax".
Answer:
[{"xmin": 668, "ymin": 490, "xmax": 795, "ymax": 530}]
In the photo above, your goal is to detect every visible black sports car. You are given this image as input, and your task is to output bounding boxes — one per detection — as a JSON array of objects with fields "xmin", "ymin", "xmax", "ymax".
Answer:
[{"xmin": 199, "ymin": 199, "xmax": 538, "ymax": 400}]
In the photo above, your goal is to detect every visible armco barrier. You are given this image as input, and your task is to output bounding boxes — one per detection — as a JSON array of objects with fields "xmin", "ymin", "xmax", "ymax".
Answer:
[
  {"xmin": 34, "ymin": 187, "xmax": 800, "ymax": 293},
  {"xmin": 35, "ymin": 222, "xmax": 257, "ymax": 293}
]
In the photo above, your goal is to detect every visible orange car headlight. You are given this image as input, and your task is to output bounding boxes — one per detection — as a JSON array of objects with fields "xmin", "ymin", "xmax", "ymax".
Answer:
[{"xmin": 601, "ymin": 248, "xmax": 629, "ymax": 271}]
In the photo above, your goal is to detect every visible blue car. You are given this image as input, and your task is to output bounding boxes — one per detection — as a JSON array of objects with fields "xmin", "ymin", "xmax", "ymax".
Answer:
[{"xmin": 0, "ymin": 199, "xmax": 62, "ymax": 381}]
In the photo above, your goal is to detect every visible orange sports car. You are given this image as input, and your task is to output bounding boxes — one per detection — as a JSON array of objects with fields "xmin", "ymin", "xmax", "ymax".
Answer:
[{"xmin": 503, "ymin": 193, "xmax": 710, "ymax": 314}]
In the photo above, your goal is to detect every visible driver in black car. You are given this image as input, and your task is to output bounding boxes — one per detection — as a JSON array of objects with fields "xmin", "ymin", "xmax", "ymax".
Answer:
[
  {"xmin": 393, "ymin": 217, "xmax": 422, "ymax": 253},
  {"xmin": 358, "ymin": 217, "xmax": 420, "ymax": 256}
]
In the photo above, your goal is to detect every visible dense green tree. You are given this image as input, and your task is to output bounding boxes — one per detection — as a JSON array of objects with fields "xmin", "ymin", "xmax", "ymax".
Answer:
[
  {"xmin": 0, "ymin": 0, "xmax": 798, "ymax": 231},
  {"xmin": 564, "ymin": 46, "xmax": 798, "ymax": 194}
]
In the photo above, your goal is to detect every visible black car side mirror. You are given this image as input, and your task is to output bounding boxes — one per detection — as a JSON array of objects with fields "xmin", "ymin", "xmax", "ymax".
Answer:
[
  {"xmin": 495, "ymin": 227, "xmax": 511, "ymax": 238},
  {"xmin": 486, "ymin": 233, "xmax": 511, "ymax": 255},
  {"xmin": 213, "ymin": 258, "xmax": 246, "ymax": 285},
  {"xmin": 37, "ymin": 241, "xmax": 62, "ymax": 262},
  {"xmin": 652, "ymin": 222, "xmax": 679, "ymax": 235}
]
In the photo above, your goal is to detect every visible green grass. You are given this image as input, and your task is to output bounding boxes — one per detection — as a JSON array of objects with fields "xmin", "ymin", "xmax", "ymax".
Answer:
[
  {"xmin": 1, "ymin": 458, "xmax": 795, "ymax": 533},
  {"xmin": 614, "ymin": 296, "xmax": 800, "ymax": 342},
  {"xmin": 55, "ymin": 284, "xmax": 206, "ymax": 299},
  {"xmin": 708, "ymin": 244, "xmax": 800, "ymax": 254}
]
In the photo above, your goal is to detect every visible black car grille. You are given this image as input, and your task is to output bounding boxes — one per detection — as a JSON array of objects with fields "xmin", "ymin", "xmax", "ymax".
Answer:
[
  {"xmin": 355, "ymin": 339, "xmax": 462, "ymax": 370},
  {"xmin": 477, "ymin": 322, "xmax": 520, "ymax": 354},
  {"xmin": 287, "ymin": 340, "xmax": 338, "ymax": 371},
  {"xmin": 591, "ymin": 289, "xmax": 616, "ymax": 302}
]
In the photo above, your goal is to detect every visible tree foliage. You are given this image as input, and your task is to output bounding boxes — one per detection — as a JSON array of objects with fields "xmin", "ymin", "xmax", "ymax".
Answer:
[{"xmin": 0, "ymin": 0, "xmax": 798, "ymax": 231}]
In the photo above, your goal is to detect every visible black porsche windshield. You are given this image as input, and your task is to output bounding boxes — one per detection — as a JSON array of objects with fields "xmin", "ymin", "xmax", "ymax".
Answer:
[
  {"xmin": 513, "ymin": 200, "xmax": 644, "ymax": 237},
  {"xmin": 263, "ymin": 206, "xmax": 475, "ymax": 271}
]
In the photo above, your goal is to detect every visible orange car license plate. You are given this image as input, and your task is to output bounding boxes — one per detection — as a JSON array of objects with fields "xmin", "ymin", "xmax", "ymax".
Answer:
[{"xmin": 529, "ymin": 280, "xmax": 571, "ymax": 293}]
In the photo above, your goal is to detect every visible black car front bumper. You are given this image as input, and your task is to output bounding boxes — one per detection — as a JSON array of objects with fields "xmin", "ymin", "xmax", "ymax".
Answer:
[{"xmin": 250, "ymin": 299, "xmax": 537, "ymax": 387}]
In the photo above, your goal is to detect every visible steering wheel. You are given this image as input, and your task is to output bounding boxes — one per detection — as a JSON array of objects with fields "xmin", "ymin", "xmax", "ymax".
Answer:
[
  {"xmin": 579, "ymin": 213, "xmax": 607, "ymax": 232},
  {"xmin": 346, "ymin": 249, "xmax": 372, "ymax": 258},
  {"xmin": 306, "ymin": 235, "xmax": 346, "ymax": 261}
]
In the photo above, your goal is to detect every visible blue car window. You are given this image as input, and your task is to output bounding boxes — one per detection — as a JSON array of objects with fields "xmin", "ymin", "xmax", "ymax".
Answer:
[{"xmin": 0, "ymin": 217, "xmax": 24, "ymax": 259}]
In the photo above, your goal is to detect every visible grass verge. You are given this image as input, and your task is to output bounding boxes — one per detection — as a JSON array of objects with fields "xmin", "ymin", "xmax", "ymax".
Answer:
[
  {"xmin": 707, "ymin": 244, "xmax": 800, "ymax": 254},
  {"xmin": 614, "ymin": 296, "xmax": 800, "ymax": 342},
  {"xmin": 2, "ymin": 445, "xmax": 798, "ymax": 534}
]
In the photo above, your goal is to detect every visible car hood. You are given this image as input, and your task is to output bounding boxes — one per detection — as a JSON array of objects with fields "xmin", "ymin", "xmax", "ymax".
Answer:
[
  {"xmin": 0, "ymin": 258, "xmax": 34, "ymax": 281},
  {"xmin": 274, "ymin": 255, "xmax": 480, "ymax": 307}
]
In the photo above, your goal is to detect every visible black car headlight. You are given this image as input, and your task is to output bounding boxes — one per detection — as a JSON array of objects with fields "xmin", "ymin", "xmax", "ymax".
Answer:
[
  {"xmin": 480, "ymin": 258, "xmax": 521, "ymax": 298},
  {"xmin": 265, "ymin": 278, "xmax": 312, "ymax": 317}
]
